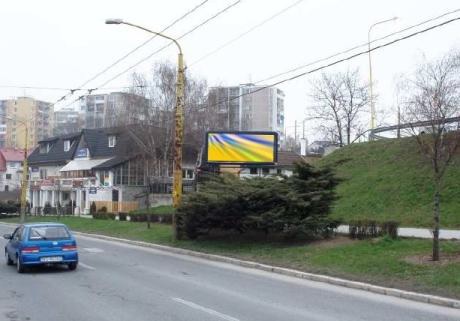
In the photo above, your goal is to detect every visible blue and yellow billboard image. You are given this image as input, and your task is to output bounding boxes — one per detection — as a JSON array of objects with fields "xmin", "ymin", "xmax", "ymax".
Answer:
[{"xmin": 206, "ymin": 132, "xmax": 278, "ymax": 164}]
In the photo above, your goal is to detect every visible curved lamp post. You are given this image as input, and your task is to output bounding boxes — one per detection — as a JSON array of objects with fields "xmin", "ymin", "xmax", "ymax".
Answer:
[
  {"xmin": 106, "ymin": 19, "xmax": 184, "ymax": 240},
  {"xmin": 368, "ymin": 17, "xmax": 398, "ymax": 130}
]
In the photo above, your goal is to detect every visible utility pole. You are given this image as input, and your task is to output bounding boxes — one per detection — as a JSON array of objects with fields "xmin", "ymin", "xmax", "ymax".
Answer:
[
  {"xmin": 294, "ymin": 120, "xmax": 297, "ymax": 152},
  {"xmin": 106, "ymin": 19, "xmax": 184, "ymax": 241},
  {"xmin": 19, "ymin": 124, "xmax": 28, "ymax": 223}
]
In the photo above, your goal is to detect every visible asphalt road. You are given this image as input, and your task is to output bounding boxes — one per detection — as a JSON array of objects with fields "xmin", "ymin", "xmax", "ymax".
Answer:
[{"xmin": 0, "ymin": 224, "xmax": 459, "ymax": 321}]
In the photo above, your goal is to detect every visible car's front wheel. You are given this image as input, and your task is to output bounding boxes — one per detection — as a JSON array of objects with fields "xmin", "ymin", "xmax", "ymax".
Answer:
[
  {"xmin": 16, "ymin": 255, "xmax": 24, "ymax": 273},
  {"xmin": 5, "ymin": 252, "xmax": 13, "ymax": 266},
  {"xmin": 68, "ymin": 262, "xmax": 78, "ymax": 271}
]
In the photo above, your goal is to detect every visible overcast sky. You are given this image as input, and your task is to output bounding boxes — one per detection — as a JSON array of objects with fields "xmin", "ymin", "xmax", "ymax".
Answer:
[{"xmin": 1, "ymin": 0, "xmax": 459, "ymax": 140}]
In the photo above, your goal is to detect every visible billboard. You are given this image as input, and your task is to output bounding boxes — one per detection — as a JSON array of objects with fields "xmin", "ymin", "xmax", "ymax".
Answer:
[{"xmin": 206, "ymin": 131, "xmax": 278, "ymax": 164}]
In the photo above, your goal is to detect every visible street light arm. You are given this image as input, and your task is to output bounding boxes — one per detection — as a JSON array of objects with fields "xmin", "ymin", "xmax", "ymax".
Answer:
[
  {"xmin": 113, "ymin": 20, "xmax": 183, "ymax": 55},
  {"xmin": 368, "ymin": 17, "xmax": 398, "ymax": 42}
]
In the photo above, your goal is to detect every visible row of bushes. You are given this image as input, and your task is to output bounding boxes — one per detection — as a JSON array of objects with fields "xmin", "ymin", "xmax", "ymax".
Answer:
[
  {"xmin": 92, "ymin": 212, "xmax": 172, "ymax": 224},
  {"xmin": 348, "ymin": 220, "xmax": 399, "ymax": 239},
  {"xmin": 0, "ymin": 201, "xmax": 21, "ymax": 213}
]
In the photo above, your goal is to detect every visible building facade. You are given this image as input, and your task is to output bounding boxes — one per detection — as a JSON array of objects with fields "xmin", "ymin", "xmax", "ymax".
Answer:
[
  {"xmin": 27, "ymin": 127, "xmax": 197, "ymax": 215},
  {"xmin": 79, "ymin": 92, "xmax": 149, "ymax": 129},
  {"xmin": 208, "ymin": 84, "xmax": 285, "ymax": 140},
  {"xmin": 53, "ymin": 107, "xmax": 83, "ymax": 136},
  {"xmin": 3, "ymin": 97, "xmax": 53, "ymax": 149},
  {"xmin": 0, "ymin": 101, "xmax": 7, "ymax": 148},
  {"xmin": 0, "ymin": 148, "xmax": 26, "ymax": 192}
]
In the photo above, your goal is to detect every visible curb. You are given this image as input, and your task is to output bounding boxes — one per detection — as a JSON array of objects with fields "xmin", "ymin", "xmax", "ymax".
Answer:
[{"xmin": 1, "ymin": 222, "xmax": 459, "ymax": 309}]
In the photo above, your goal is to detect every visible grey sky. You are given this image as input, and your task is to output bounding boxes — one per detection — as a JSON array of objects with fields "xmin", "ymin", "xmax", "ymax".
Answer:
[{"xmin": 1, "ymin": 0, "xmax": 459, "ymax": 140}]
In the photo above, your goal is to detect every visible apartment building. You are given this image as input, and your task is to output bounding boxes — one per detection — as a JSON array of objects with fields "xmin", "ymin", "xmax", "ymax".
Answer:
[
  {"xmin": 53, "ymin": 107, "xmax": 83, "ymax": 136},
  {"xmin": 79, "ymin": 92, "xmax": 149, "ymax": 129},
  {"xmin": 208, "ymin": 84, "xmax": 285, "ymax": 141},
  {"xmin": 4, "ymin": 97, "xmax": 53, "ymax": 149}
]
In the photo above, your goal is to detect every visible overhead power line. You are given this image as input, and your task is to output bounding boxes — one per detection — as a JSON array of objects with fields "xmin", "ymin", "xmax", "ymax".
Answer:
[
  {"xmin": 75, "ymin": 0, "xmax": 211, "ymax": 91},
  {"xmin": 254, "ymin": 7, "xmax": 460, "ymax": 84},
  {"xmin": 53, "ymin": 0, "xmax": 211, "ymax": 106},
  {"xmin": 93, "ymin": 0, "xmax": 242, "ymax": 91},
  {"xmin": 59, "ymin": 0, "xmax": 242, "ymax": 109},
  {"xmin": 0, "ymin": 85, "xmax": 70, "ymax": 91},
  {"xmin": 201, "ymin": 16, "xmax": 460, "ymax": 112},
  {"xmin": 188, "ymin": 0, "xmax": 305, "ymax": 67}
]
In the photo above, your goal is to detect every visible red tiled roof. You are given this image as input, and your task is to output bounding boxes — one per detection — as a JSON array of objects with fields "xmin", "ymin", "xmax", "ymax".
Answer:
[{"xmin": 0, "ymin": 148, "xmax": 27, "ymax": 162}]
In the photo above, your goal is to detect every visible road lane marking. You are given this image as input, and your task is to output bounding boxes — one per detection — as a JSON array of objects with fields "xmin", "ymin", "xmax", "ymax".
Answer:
[
  {"xmin": 82, "ymin": 247, "xmax": 104, "ymax": 253},
  {"xmin": 172, "ymin": 297, "xmax": 240, "ymax": 321},
  {"xmin": 79, "ymin": 262, "xmax": 96, "ymax": 270}
]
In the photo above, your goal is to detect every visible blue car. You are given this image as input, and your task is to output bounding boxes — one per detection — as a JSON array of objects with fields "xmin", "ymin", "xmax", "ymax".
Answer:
[{"xmin": 4, "ymin": 223, "xmax": 78, "ymax": 273}]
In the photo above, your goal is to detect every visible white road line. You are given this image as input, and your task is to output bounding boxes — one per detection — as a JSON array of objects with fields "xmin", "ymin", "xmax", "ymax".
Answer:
[
  {"xmin": 79, "ymin": 262, "xmax": 96, "ymax": 270},
  {"xmin": 172, "ymin": 297, "xmax": 240, "ymax": 321},
  {"xmin": 82, "ymin": 247, "xmax": 104, "ymax": 253}
]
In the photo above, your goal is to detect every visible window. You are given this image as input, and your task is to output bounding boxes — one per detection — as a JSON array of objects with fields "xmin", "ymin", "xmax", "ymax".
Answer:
[
  {"xmin": 108, "ymin": 135, "xmax": 116, "ymax": 148},
  {"xmin": 39, "ymin": 143, "xmax": 51, "ymax": 154},
  {"xmin": 96, "ymin": 103, "xmax": 104, "ymax": 112},
  {"xmin": 277, "ymin": 169, "xmax": 282, "ymax": 175},
  {"xmin": 249, "ymin": 168, "xmax": 258, "ymax": 175},
  {"xmin": 40, "ymin": 169, "xmax": 47, "ymax": 179},
  {"xmin": 262, "ymin": 168, "xmax": 270, "ymax": 175},
  {"xmin": 4, "ymin": 185, "xmax": 8, "ymax": 191},
  {"xmin": 182, "ymin": 169, "xmax": 194, "ymax": 180},
  {"xmin": 5, "ymin": 174, "xmax": 11, "ymax": 180},
  {"xmin": 64, "ymin": 140, "xmax": 71, "ymax": 152},
  {"xmin": 100, "ymin": 170, "xmax": 110, "ymax": 186},
  {"xmin": 29, "ymin": 226, "xmax": 70, "ymax": 240}
]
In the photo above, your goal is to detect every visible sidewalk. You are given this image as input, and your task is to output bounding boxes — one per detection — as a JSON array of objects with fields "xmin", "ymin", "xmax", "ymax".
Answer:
[{"xmin": 337, "ymin": 225, "xmax": 460, "ymax": 240}]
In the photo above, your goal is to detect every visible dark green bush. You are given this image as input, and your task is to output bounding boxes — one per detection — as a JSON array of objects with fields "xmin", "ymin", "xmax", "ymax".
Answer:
[
  {"xmin": 98, "ymin": 206, "xmax": 107, "ymax": 213},
  {"xmin": 92, "ymin": 212, "xmax": 116, "ymax": 220},
  {"xmin": 177, "ymin": 163, "xmax": 341, "ymax": 240},
  {"xmin": 90, "ymin": 202, "xmax": 97, "ymax": 214},
  {"xmin": 43, "ymin": 202, "xmax": 52, "ymax": 215},
  {"xmin": 349, "ymin": 220, "xmax": 400, "ymax": 239},
  {"xmin": 0, "ymin": 201, "xmax": 20, "ymax": 213},
  {"xmin": 129, "ymin": 213, "xmax": 172, "ymax": 224}
]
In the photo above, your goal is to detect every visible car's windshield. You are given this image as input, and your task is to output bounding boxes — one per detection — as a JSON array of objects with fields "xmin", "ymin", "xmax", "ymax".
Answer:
[{"xmin": 29, "ymin": 226, "xmax": 70, "ymax": 240}]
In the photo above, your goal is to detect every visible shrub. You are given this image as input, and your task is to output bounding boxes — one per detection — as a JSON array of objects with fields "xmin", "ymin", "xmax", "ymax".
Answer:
[
  {"xmin": 90, "ymin": 202, "xmax": 97, "ymax": 214},
  {"xmin": 349, "ymin": 220, "xmax": 399, "ymax": 239},
  {"xmin": 128, "ymin": 213, "xmax": 172, "ymax": 224},
  {"xmin": 92, "ymin": 212, "xmax": 116, "ymax": 220},
  {"xmin": 177, "ymin": 162, "xmax": 341, "ymax": 240},
  {"xmin": 43, "ymin": 202, "xmax": 52, "ymax": 215},
  {"xmin": 98, "ymin": 206, "xmax": 107, "ymax": 213},
  {"xmin": 0, "ymin": 201, "xmax": 19, "ymax": 213}
]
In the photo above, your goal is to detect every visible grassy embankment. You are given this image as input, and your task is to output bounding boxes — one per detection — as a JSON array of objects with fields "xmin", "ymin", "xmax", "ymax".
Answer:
[{"xmin": 318, "ymin": 137, "xmax": 460, "ymax": 228}]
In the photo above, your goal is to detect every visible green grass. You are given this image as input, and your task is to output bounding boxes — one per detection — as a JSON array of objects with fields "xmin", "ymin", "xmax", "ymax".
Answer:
[
  {"xmin": 318, "ymin": 137, "xmax": 460, "ymax": 228},
  {"xmin": 129, "ymin": 205, "xmax": 174, "ymax": 215},
  {"xmin": 2, "ymin": 216, "xmax": 459, "ymax": 299}
]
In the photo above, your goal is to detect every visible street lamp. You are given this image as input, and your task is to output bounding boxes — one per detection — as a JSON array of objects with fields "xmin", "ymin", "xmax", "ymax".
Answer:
[
  {"xmin": 106, "ymin": 19, "xmax": 185, "ymax": 240},
  {"xmin": 368, "ymin": 16, "xmax": 398, "ymax": 130},
  {"xmin": 2, "ymin": 116, "xmax": 29, "ymax": 223}
]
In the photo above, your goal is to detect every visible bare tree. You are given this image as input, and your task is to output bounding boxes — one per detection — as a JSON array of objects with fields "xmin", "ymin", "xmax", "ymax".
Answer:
[
  {"xmin": 115, "ymin": 61, "xmax": 213, "ymax": 209},
  {"xmin": 402, "ymin": 51, "xmax": 460, "ymax": 261},
  {"xmin": 308, "ymin": 69, "xmax": 370, "ymax": 146}
]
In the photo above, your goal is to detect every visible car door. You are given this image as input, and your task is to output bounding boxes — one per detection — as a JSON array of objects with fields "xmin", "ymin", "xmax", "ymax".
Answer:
[{"xmin": 6, "ymin": 226, "xmax": 24, "ymax": 260}]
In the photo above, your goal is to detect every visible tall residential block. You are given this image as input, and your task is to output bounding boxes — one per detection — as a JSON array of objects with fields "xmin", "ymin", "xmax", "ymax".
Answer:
[
  {"xmin": 208, "ymin": 84, "xmax": 285, "ymax": 140},
  {"xmin": 79, "ymin": 92, "xmax": 149, "ymax": 129},
  {"xmin": 4, "ymin": 97, "xmax": 53, "ymax": 149}
]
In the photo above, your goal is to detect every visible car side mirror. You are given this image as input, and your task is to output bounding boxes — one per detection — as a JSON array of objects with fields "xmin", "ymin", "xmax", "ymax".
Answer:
[{"xmin": 3, "ymin": 234, "xmax": 12, "ymax": 240}]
